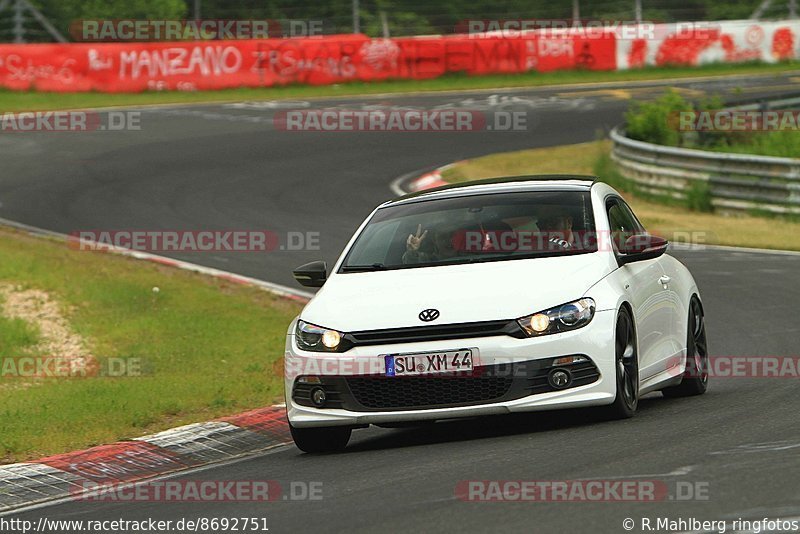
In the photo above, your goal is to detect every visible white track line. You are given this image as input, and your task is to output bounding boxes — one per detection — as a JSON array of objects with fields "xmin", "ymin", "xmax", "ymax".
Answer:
[{"xmin": 0, "ymin": 443, "xmax": 292, "ymax": 518}]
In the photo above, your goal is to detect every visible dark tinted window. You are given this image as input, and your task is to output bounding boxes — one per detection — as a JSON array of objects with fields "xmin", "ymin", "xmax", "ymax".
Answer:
[
  {"xmin": 607, "ymin": 198, "xmax": 645, "ymax": 251},
  {"xmin": 341, "ymin": 191, "xmax": 597, "ymax": 272}
]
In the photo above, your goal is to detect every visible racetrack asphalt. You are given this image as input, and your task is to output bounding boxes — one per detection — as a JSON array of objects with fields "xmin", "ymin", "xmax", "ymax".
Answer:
[{"xmin": 2, "ymin": 73, "xmax": 800, "ymax": 533}]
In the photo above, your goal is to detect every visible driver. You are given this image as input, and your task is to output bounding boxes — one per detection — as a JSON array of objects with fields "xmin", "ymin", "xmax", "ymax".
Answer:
[{"xmin": 537, "ymin": 212, "xmax": 575, "ymax": 249}]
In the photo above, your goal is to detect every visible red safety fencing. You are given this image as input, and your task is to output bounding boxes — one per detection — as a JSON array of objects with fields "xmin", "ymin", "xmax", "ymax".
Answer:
[
  {"xmin": 0, "ymin": 19, "xmax": 798, "ymax": 93},
  {"xmin": 0, "ymin": 33, "xmax": 614, "ymax": 92}
]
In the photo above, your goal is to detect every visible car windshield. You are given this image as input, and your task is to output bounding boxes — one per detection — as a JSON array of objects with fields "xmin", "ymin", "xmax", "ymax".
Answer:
[{"xmin": 340, "ymin": 190, "xmax": 597, "ymax": 272}]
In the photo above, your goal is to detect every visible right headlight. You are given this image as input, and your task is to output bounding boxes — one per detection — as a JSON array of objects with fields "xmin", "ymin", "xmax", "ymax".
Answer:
[
  {"xmin": 294, "ymin": 320, "xmax": 350, "ymax": 352},
  {"xmin": 517, "ymin": 298, "xmax": 595, "ymax": 337}
]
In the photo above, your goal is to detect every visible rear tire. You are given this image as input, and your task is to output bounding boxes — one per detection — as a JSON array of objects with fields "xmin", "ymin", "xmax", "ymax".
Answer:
[
  {"xmin": 290, "ymin": 423, "xmax": 351, "ymax": 453},
  {"xmin": 662, "ymin": 297, "xmax": 709, "ymax": 398},
  {"xmin": 603, "ymin": 307, "xmax": 639, "ymax": 419}
]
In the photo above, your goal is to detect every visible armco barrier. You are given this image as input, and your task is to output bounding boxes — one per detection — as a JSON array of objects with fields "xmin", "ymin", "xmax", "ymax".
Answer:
[
  {"xmin": 1, "ymin": 19, "xmax": 800, "ymax": 92},
  {"xmin": 610, "ymin": 98, "xmax": 800, "ymax": 215}
]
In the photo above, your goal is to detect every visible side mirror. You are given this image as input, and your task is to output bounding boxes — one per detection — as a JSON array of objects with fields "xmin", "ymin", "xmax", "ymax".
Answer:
[
  {"xmin": 293, "ymin": 261, "xmax": 327, "ymax": 288},
  {"xmin": 619, "ymin": 234, "xmax": 668, "ymax": 265}
]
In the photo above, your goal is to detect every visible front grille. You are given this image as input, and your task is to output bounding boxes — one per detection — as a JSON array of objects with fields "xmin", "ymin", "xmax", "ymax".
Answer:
[
  {"xmin": 344, "ymin": 320, "xmax": 525, "ymax": 347},
  {"xmin": 345, "ymin": 374, "xmax": 514, "ymax": 409},
  {"xmin": 291, "ymin": 357, "xmax": 601, "ymax": 412}
]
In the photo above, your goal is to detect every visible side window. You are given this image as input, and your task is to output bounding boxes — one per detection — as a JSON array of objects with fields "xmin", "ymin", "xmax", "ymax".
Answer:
[
  {"xmin": 607, "ymin": 198, "xmax": 643, "ymax": 251},
  {"xmin": 618, "ymin": 200, "xmax": 646, "ymax": 234}
]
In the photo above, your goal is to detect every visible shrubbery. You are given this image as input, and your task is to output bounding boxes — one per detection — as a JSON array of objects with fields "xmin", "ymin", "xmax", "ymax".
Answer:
[
  {"xmin": 619, "ymin": 89, "xmax": 800, "ymax": 212},
  {"xmin": 624, "ymin": 89, "xmax": 800, "ymax": 157},
  {"xmin": 624, "ymin": 90, "xmax": 695, "ymax": 147}
]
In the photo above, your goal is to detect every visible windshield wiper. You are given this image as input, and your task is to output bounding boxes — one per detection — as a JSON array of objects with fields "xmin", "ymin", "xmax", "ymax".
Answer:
[{"xmin": 340, "ymin": 263, "xmax": 387, "ymax": 273}]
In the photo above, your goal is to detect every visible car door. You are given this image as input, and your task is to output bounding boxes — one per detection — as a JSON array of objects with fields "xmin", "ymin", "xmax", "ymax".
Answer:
[
  {"xmin": 619, "ymin": 199, "xmax": 685, "ymax": 372},
  {"xmin": 655, "ymin": 252, "xmax": 690, "ymax": 362},
  {"xmin": 606, "ymin": 197, "xmax": 672, "ymax": 380}
]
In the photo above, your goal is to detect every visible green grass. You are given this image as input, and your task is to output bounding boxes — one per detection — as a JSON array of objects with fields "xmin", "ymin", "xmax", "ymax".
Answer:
[
  {"xmin": 710, "ymin": 130, "xmax": 800, "ymax": 158},
  {"xmin": 1, "ymin": 61, "xmax": 799, "ymax": 112},
  {"xmin": 0, "ymin": 312, "xmax": 40, "ymax": 359},
  {"xmin": 0, "ymin": 227, "xmax": 301, "ymax": 463}
]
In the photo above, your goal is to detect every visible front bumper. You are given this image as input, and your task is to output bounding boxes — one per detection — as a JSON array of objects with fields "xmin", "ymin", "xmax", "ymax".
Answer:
[{"xmin": 285, "ymin": 309, "xmax": 617, "ymax": 428}]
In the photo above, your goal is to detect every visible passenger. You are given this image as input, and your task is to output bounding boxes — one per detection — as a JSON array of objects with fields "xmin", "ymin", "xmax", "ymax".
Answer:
[{"xmin": 402, "ymin": 224, "xmax": 459, "ymax": 264}]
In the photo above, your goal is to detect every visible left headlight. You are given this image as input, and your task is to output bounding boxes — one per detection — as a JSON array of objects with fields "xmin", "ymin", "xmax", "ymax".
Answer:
[
  {"xmin": 517, "ymin": 298, "xmax": 595, "ymax": 337},
  {"xmin": 295, "ymin": 320, "xmax": 349, "ymax": 352}
]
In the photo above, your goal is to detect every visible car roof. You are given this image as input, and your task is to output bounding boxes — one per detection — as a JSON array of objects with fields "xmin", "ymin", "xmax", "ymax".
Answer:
[{"xmin": 388, "ymin": 174, "xmax": 597, "ymax": 205}]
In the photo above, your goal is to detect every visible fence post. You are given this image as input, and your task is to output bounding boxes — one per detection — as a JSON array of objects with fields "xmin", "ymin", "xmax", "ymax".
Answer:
[{"xmin": 12, "ymin": 0, "xmax": 24, "ymax": 43}]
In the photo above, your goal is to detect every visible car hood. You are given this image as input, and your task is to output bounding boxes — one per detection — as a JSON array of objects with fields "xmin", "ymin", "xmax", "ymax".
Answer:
[{"xmin": 300, "ymin": 253, "xmax": 610, "ymax": 332}]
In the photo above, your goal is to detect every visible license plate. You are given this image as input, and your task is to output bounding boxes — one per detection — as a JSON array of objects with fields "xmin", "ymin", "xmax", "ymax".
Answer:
[{"xmin": 384, "ymin": 349, "xmax": 474, "ymax": 377}]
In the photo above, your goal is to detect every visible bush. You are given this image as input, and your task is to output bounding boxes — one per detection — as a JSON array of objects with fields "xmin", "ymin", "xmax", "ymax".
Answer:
[
  {"xmin": 685, "ymin": 181, "xmax": 714, "ymax": 212},
  {"xmin": 624, "ymin": 90, "xmax": 694, "ymax": 146},
  {"xmin": 624, "ymin": 89, "xmax": 800, "ymax": 158}
]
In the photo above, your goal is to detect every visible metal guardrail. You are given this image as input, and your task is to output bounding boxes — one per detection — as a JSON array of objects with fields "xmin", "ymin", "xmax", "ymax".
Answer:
[{"xmin": 610, "ymin": 96, "xmax": 800, "ymax": 215}]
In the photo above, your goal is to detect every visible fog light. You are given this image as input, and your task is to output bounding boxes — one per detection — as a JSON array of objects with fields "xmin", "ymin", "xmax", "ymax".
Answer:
[
  {"xmin": 552, "ymin": 355, "xmax": 589, "ymax": 366},
  {"xmin": 310, "ymin": 387, "xmax": 327, "ymax": 407},
  {"xmin": 548, "ymin": 368, "xmax": 572, "ymax": 390},
  {"xmin": 298, "ymin": 375, "xmax": 321, "ymax": 384}
]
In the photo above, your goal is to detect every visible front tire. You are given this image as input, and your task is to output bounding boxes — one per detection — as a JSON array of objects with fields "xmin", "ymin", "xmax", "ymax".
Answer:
[
  {"xmin": 662, "ymin": 297, "xmax": 708, "ymax": 398},
  {"xmin": 604, "ymin": 307, "xmax": 639, "ymax": 419},
  {"xmin": 290, "ymin": 423, "xmax": 351, "ymax": 453}
]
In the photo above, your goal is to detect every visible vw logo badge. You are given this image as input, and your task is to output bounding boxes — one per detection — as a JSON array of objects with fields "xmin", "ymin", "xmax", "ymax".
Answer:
[{"xmin": 418, "ymin": 308, "xmax": 440, "ymax": 322}]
